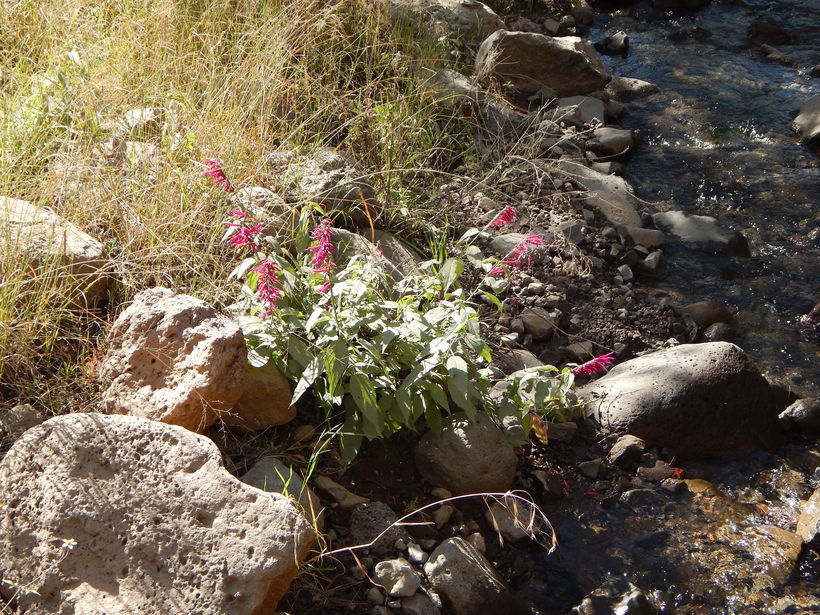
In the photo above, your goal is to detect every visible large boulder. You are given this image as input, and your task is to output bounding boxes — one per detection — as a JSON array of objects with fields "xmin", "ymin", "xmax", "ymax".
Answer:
[
  {"xmin": 98, "ymin": 287, "xmax": 248, "ymax": 432},
  {"xmin": 652, "ymin": 210, "xmax": 750, "ymax": 257},
  {"xmin": 386, "ymin": 0, "xmax": 504, "ymax": 43},
  {"xmin": 0, "ymin": 196, "xmax": 108, "ymax": 305},
  {"xmin": 0, "ymin": 413, "xmax": 315, "ymax": 615},
  {"xmin": 476, "ymin": 31, "xmax": 610, "ymax": 97},
  {"xmin": 558, "ymin": 160, "xmax": 643, "ymax": 228},
  {"xmin": 578, "ymin": 342, "xmax": 781, "ymax": 455},
  {"xmin": 423, "ymin": 537, "xmax": 530, "ymax": 615},
  {"xmin": 414, "ymin": 412, "xmax": 518, "ymax": 495},
  {"xmin": 793, "ymin": 94, "xmax": 820, "ymax": 144}
]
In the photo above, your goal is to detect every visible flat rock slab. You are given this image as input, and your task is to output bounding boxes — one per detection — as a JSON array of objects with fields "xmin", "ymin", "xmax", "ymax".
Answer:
[
  {"xmin": 0, "ymin": 196, "xmax": 108, "ymax": 305},
  {"xmin": 558, "ymin": 160, "xmax": 643, "ymax": 228},
  {"xmin": 579, "ymin": 342, "xmax": 780, "ymax": 455},
  {"xmin": 98, "ymin": 287, "xmax": 248, "ymax": 432},
  {"xmin": 0, "ymin": 413, "xmax": 314, "ymax": 615},
  {"xmin": 476, "ymin": 31, "xmax": 610, "ymax": 97}
]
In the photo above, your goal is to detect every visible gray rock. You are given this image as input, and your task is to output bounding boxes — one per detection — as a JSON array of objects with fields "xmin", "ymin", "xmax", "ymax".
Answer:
[
  {"xmin": 546, "ymin": 420, "xmax": 578, "ymax": 442},
  {"xmin": 294, "ymin": 148, "xmax": 381, "ymax": 227},
  {"xmin": 638, "ymin": 250, "xmax": 666, "ymax": 276},
  {"xmin": 374, "ymin": 558, "xmax": 421, "ymax": 597},
  {"xmin": 702, "ymin": 322, "xmax": 731, "ymax": 342},
  {"xmin": 495, "ymin": 349, "xmax": 544, "ymax": 374},
  {"xmin": 680, "ymin": 300, "xmax": 732, "ymax": 328},
  {"xmin": 385, "ymin": 0, "xmax": 504, "ymax": 43},
  {"xmin": 653, "ymin": 210, "xmax": 750, "ymax": 257},
  {"xmin": 0, "ymin": 403, "xmax": 45, "ymax": 440},
  {"xmin": 605, "ymin": 76, "xmax": 659, "ymax": 102},
  {"xmin": 520, "ymin": 307, "xmax": 557, "ymax": 340},
  {"xmin": 0, "ymin": 414, "xmax": 314, "ymax": 615},
  {"xmin": 558, "ymin": 160, "xmax": 643, "ymax": 228},
  {"xmin": 554, "ymin": 96, "xmax": 606, "ymax": 126},
  {"xmin": 350, "ymin": 502, "xmax": 410, "ymax": 554},
  {"xmin": 98, "ymin": 287, "xmax": 247, "ymax": 433},
  {"xmin": 612, "ymin": 588, "xmax": 657, "ymax": 615},
  {"xmin": 557, "ymin": 219, "xmax": 586, "ymax": 245},
  {"xmin": 407, "ymin": 543, "xmax": 429, "ymax": 564},
  {"xmin": 794, "ymin": 94, "xmax": 820, "ymax": 144},
  {"xmin": 424, "ymin": 537, "xmax": 530, "ymax": 615},
  {"xmin": 489, "ymin": 232, "xmax": 550, "ymax": 263},
  {"xmin": 608, "ymin": 434, "xmax": 646, "ymax": 469},
  {"xmin": 476, "ymin": 31, "xmax": 610, "ymax": 97},
  {"xmin": 240, "ymin": 456, "xmax": 324, "ymax": 531},
  {"xmin": 580, "ymin": 342, "xmax": 780, "ymax": 455},
  {"xmin": 617, "ymin": 264, "xmax": 634, "ymax": 282},
  {"xmin": 587, "ymin": 127, "xmax": 633, "ymax": 157},
  {"xmin": 779, "ymin": 398, "xmax": 820, "ymax": 435},
  {"xmin": 617, "ymin": 224, "xmax": 664, "ymax": 248},
  {"xmin": 568, "ymin": 0, "xmax": 594, "ymax": 25},
  {"xmin": 332, "ymin": 229, "xmax": 406, "ymax": 282},
  {"xmin": 0, "ymin": 196, "xmax": 109, "ymax": 305},
  {"xmin": 122, "ymin": 107, "xmax": 165, "ymax": 140},
  {"xmin": 401, "ymin": 592, "xmax": 441, "ymax": 615},
  {"xmin": 231, "ymin": 187, "xmax": 289, "ymax": 217},
  {"xmin": 577, "ymin": 459, "xmax": 601, "ymax": 479},
  {"xmin": 485, "ymin": 499, "xmax": 531, "ymax": 543},
  {"xmin": 619, "ymin": 488, "xmax": 666, "ymax": 510},
  {"xmin": 595, "ymin": 31, "xmax": 629, "ymax": 55},
  {"xmin": 371, "ymin": 230, "xmax": 424, "ymax": 279},
  {"xmin": 415, "ymin": 412, "xmax": 518, "ymax": 495},
  {"xmin": 565, "ymin": 340, "xmax": 594, "ymax": 361}
]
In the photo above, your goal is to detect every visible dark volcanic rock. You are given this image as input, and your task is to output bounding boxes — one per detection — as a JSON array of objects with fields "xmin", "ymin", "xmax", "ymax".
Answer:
[{"xmin": 579, "ymin": 342, "xmax": 780, "ymax": 455}]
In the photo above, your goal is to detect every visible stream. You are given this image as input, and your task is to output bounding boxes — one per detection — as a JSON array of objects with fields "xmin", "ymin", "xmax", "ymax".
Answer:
[{"xmin": 590, "ymin": 0, "xmax": 819, "ymax": 397}]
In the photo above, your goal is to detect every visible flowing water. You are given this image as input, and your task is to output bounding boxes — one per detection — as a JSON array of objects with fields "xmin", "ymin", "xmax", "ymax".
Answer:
[{"xmin": 590, "ymin": 0, "xmax": 819, "ymax": 396}]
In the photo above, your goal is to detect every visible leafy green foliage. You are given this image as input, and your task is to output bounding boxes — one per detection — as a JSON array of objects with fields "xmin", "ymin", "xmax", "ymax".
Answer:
[{"xmin": 231, "ymin": 214, "xmax": 493, "ymax": 463}]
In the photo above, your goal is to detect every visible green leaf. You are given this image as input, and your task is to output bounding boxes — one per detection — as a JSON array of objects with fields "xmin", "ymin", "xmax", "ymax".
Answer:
[
  {"xmin": 439, "ymin": 258, "xmax": 464, "ymax": 293},
  {"xmin": 458, "ymin": 227, "xmax": 480, "ymax": 243},
  {"xmin": 481, "ymin": 291, "xmax": 503, "ymax": 312},
  {"xmin": 293, "ymin": 354, "xmax": 322, "ymax": 403},
  {"xmin": 464, "ymin": 244, "xmax": 485, "ymax": 265},
  {"xmin": 446, "ymin": 355, "xmax": 475, "ymax": 419},
  {"xmin": 423, "ymin": 380, "xmax": 449, "ymax": 412},
  {"xmin": 349, "ymin": 373, "xmax": 382, "ymax": 437},
  {"xmin": 287, "ymin": 337, "xmax": 313, "ymax": 369}
]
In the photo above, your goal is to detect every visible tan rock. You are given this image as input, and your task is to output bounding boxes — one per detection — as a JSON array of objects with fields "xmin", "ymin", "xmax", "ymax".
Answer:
[
  {"xmin": 228, "ymin": 361, "xmax": 295, "ymax": 431},
  {"xmin": 99, "ymin": 287, "xmax": 247, "ymax": 432},
  {"xmin": 476, "ymin": 31, "xmax": 610, "ymax": 97},
  {"xmin": 0, "ymin": 196, "xmax": 108, "ymax": 305},
  {"xmin": 558, "ymin": 159, "xmax": 643, "ymax": 228},
  {"xmin": 0, "ymin": 413, "xmax": 315, "ymax": 615}
]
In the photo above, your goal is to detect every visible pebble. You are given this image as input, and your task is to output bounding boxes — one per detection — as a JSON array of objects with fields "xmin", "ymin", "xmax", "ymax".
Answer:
[
  {"xmin": 314, "ymin": 475, "xmax": 370, "ymax": 508},
  {"xmin": 433, "ymin": 504, "xmax": 455, "ymax": 529},
  {"xmin": 367, "ymin": 586, "xmax": 385, "ymax": 604},
  {"xmin": 617, "ymin": 264, "xmax": 634, "ymax": 282},
  {"xmin": 374, "ymin": 558, "xmax": 421, "ymax": 597},
  {"xmin": 578, "ymin": 459, "xmax": 602, "ymax": 479},
  {"xmin": 466, "ymin": 532, "xmax": 486, "ymax": 553},
  {"xmin": 431, "ymin": 487, "xmax": 453, "ymax": 500},
  {"xmin": 407, "ymin": 543, "xmax": 429, "ymax": 564}
]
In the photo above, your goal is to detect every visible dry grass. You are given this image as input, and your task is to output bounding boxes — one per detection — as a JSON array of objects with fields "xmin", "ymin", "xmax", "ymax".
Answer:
[{"xmin": 0, "ymin": 0, "xmax": 474, "ymax": 407}]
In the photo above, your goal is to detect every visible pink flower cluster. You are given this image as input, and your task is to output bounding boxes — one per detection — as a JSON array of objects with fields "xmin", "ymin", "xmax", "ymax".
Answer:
[
  {"xmin": 490, "ymin": 206, "xmax": 517, "ymax": 228},
  {"xmin": 307, "ymin": 218, "xmax": 335, "ymax": 293},
  {"xmin": 203, "ymin": 159, "xmax": 234, "ymax": 193},
  {"xmin": 253, "ymin": 258, "xmax": 282, "ymax": 315},
  {"xmin": 571, "ymin": 352, "xmax": 615, "ymax": 376},
  {"xmin": 224, "ymin": 210, "xmax": 264, "ymax": 252},
  {"xmin": 491, "ymin": 234, "xmax": 545, "ymax": 276}
]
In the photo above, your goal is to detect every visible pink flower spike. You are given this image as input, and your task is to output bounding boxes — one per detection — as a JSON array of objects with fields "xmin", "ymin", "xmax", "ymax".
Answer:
[
  {"xmin": 228, "ymin": 209, "xmax": 246, "ymax": 218},
  {"xmin": 572, "ymin": 352, "xmax": 615, "ymax": 376},
  {"xmin": 317, "ymin": 281, "xmax": 333, "ymax": 294},
  {"xmin": 253, "ymin": 258, "xmax": 282, "ymax": 312},
  {"xmin": 490, "ymin": 266, "xmax": 505, "ymax": 276},
  {"xmin": 203, "ymin": 159, "xmax": 234, "ymax": 193},
  {"xmin": 307, "ymin": 219, "xmax": 335, "ymax": 286},
  {"xmin": 228, "ymin": 223, "xmax": 264, "ymax": 251},
  {"xmin": 490, "ymin": 206, "xmax": 517, "ymax": 228}
]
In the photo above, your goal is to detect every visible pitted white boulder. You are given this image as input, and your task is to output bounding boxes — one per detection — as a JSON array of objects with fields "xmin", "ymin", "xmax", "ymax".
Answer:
[
  {"xmin": 99, "ymin": 287, "xmax": 247, "ymax": 432},
  {"xmin": 0, "ymin": 413, "xmax": 315, "ymax": 615}
]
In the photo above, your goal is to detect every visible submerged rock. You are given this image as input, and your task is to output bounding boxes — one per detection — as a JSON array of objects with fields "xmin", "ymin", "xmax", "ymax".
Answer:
[
  {"xmin": 579, "ymin": 342, "xmax": 780, "ymax": 455},
  {"xmin": 794, "ymin": 94, "xmax": 820, "ymax": 144},
  {"xmin": 0, "ymin": 413, "xmax": 314, "ymax": 615},
  {"xmin": 652, "ymin": 210, "xmax": 750, "ymax": 257},
  {"xmin": 476, "ymin": 31, "xmax": 610, "ymax": 97}
]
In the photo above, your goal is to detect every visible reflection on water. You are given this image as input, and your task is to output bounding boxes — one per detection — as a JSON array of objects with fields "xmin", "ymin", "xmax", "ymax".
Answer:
[{"xmin": 591, "ymin": 0, "xmax": 819, "ymax": 395}]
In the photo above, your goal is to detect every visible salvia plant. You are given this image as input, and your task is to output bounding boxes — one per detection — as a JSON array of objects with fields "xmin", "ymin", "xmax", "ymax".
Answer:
[{"xmin": 209, "ymin": 161, "xmax": 615, "ymax": 461}]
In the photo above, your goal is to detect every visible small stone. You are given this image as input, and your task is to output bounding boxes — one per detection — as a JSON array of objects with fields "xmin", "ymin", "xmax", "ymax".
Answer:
[
  {"xmin": 557, "ymin": 219, "xmax": 586, "ymax": 245},
  {"xmin": 350, "ymin": 502, "xmax": 410, "ymax": 554},
  {"xmin": 526, "ymin": 282, "xmax": 545, "ymax": 295},
  {"xmin": 578, "ymin": 459, "xmax": 602, "ymax": 479},
  {"xmin": 293, "ymin": 424, "xmax": 316, "ymax": 442},
  {"xmin": 367, "ymin": 586, "xmax": 385, "ymax": 604},
  {"xmin": 431, "ymin": 487, "xmax": 453, "ymax": 500},
  {"xmin": 608, "ymin": 434, "xmax": 646, "ymax": 469},
  {"xmin": 779, "ymin": 398, "xmax": 820, "ymax": 436},
  {"xmin": 546, "ymin": 420, "xmax": 578, "ymax": 443},
  {"xmin": 619, "ymin": 488, "xmax": 666, "ymax": 509},
  {"xmin": 466, "ymin": 532, "xmax": 486, "ymax": 553},
  {"xmin": 314, "ymin": 475, "xmax": 370, "ymax": 508},
  {"xmin": 485, "ymin": 498, "xmax": 531, "ymax": 543},
  {"xmin": 565, "ymin": 340, "xmax": 594, "ymax": 361},
  {"xmin": 703, "ymin": 322, "xmax": 731, "ymax": 342},
  {"xmin": 407, "ymin": 543, "xmax": 429, "ymax": 564},
  {"xmin": 122, "ymin": 107, "xmax": 165, "ymax": 140},
  {"xmin": 400, "ymin": 592, "xmax": 441, "ymax": 615},
  {"xmin": 636, "ymin": 460, "xmax": 675, "ymax": 482},
  {"xmin": 595, "ymin": 31, "xmax": 629, "ymax": 55},
  {"xmin": 0, "ymin": 403, "xmax": 45, "ymax": 439},
  {"xmin": 617, "ymin": 264, "xmax": 634, "ymax": 282},
  {"xmin": 433, "ymin": 504, "xmax": 456, "ymax": 529},
  {"xmin": 374, "ymin": 558, "xmax": 421, "ymax": 597},
  {"xmin": 638, "ymin": 250, "xmax": 666, "ymax": 276}
]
